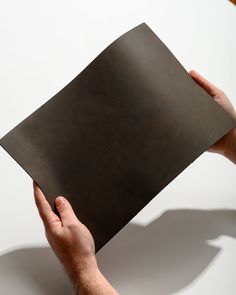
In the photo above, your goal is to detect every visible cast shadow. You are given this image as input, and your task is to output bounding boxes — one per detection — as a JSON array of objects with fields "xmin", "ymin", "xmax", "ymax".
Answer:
[
  {"xmin": 0, "ymin": 246, "xmax": 74, "ymax": 294},
  {"xmin": 97, "ymin": 209, "xmax": 236, "ymax": 295},
  {"xmin": 0, "ymin": 209, "xmax": 235, "ymax": 294}
]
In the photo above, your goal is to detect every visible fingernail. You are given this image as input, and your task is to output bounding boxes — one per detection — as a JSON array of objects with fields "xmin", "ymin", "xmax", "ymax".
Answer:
[{"xmin": 55, "ymin": 196, "xmax": 64, "ymax": 205}]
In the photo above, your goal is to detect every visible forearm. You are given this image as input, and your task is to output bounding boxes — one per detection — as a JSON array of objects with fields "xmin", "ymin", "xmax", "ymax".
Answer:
[{"xmin": 74, "ymin": 266, "xmax": 119, "ymax": 295}]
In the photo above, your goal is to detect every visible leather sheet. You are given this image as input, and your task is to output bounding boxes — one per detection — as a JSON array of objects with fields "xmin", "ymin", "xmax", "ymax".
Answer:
[{"xmin": 0, "ymin": 23, "xmax": 235, "ymax": 251}]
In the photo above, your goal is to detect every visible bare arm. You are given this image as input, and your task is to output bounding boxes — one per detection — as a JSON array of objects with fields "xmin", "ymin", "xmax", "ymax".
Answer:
[
  {"xmin": 190, "ymin": 70, "xmax": 236, "ymax": 164},
  {"xmin": 33, "ymin": 181, "xmax": 119, "ymax": 295}
]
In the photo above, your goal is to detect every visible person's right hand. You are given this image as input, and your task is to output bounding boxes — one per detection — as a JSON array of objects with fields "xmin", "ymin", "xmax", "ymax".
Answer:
[{"xmin": 190, "ymin": 70, "xmax": 236, "ymax": 164}]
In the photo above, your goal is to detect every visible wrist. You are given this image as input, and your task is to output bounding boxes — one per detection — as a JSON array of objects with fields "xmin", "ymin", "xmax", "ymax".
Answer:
[
  {"xmin": 62, "ymin": 254, "xmax": 119, "ymax": 294},
  {"xmin": 63, "ymin": 255, "xmax": 98, "ymax": 290},
  {"xmin": 76, "ymin": 257, "xmax": 99, "ymax": 281},
  {"xmin": 75, "ymin": 264, "xmax": 104, "ymax": 294}
]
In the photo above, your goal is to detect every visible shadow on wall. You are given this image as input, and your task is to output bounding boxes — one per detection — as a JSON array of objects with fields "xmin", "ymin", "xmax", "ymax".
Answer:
[
  {"xmin": 0, "ymin": 246, "xmax": 74, "ymax": 295},
  {"xmin": 97, "ymin": 209, "xmax": 236, "ymax": 295},
  {"xmin": 0, "ymin": 209, "xmax": 236, "ymax": 294}
]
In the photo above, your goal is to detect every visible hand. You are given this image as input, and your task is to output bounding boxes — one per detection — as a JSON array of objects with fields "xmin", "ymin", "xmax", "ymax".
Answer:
[
  {"xmin": 189, "ymin": 70, "xmax": 236, "ymax": 164},
  {"xmin": 33, "ymin": 181, "xmax": 119, "ymax": 295}
]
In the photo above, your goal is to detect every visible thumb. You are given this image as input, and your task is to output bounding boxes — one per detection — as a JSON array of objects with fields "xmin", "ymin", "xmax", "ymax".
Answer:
[
  {"xmin": 55, "ymin": 196, "xmax": 78, "ymax": 226},
  {"xmin": 189, "ymin": 70, "xmax": 220, "ymax": 97}
]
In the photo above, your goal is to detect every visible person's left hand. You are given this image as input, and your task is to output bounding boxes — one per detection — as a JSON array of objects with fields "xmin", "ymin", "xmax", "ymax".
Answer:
[{"xmin": 33, "ymin": 181, "xmax": 97, "ymax": 287}]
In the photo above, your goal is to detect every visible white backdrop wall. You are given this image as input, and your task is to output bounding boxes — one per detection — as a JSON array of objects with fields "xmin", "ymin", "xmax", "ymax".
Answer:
[{"xmin": 0, "ymin": 0, "xmax": 235, "ymax": 294}]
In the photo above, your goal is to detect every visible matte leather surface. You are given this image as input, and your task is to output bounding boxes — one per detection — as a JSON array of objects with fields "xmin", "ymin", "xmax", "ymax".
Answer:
[{"xmin": 0, "ymin": 23, "xmax": 235, "ymax": 251}]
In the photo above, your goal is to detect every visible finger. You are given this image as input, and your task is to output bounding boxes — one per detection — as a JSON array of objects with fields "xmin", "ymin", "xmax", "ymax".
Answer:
[
  {"xmin": 33, "ymin": 181, "xmax": 61, "ymax": 230},
  {"xmin": 189, "ymin": 70, "xmax": 221, "ymax": 97},
  {"xmin": 54, "ymin": 196, "xmax": 79, "ymax": 226}
]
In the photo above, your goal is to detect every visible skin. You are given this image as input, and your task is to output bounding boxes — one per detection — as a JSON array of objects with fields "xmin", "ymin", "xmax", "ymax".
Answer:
[
  {"xmin": 34, "ymin": 70, "xmax": 236, "ymax": 294},
  {"xmin": 189, "ymin": 70, "xmax": 236, "ymax": 164},
  {"xmin": 33, "ymin": 182, "xmax": 119, "ymax": 295}
]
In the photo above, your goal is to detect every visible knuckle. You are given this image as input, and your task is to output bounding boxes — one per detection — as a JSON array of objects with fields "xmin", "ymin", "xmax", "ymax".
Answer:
[
  {"xmin": 66, "ymin": 221, "xmax": 79, "ymax": 231},
  {"xmin": 57, "ymin": 201, "xmax": 69, "ymax": 213},
  {"xmin": 47, "ymin": 225, "xmax": 60, "ymax": 237}
]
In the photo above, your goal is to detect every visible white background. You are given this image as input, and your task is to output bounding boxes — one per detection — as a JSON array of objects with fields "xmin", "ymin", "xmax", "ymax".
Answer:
[{"xmin": 0, "ymin": 0, "xmax": 235, "ymax": 294}]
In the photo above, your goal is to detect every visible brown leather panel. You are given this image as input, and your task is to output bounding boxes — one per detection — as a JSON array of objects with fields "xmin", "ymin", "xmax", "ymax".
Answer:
[{"xmin": 0, "ymin": 23, "xmax": 235, "ymax": 251}]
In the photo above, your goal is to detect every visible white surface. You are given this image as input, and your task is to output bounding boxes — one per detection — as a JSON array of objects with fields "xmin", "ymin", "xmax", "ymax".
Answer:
[{"xmin": 0, "ymin": 0, "xmax": 235, "ymax": 294}]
